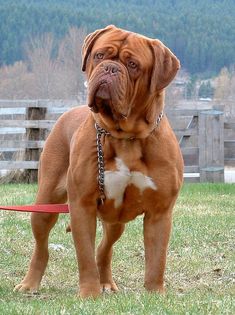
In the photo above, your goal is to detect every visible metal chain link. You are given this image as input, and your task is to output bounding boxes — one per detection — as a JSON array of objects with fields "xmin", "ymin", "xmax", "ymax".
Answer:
[
  {"xmin": 95, "ymin": 111, "xmax": 163, "ymax": 206},
  {"xmin": 95, "ymin": 123, "xmax": 110, "ymax": 205},
  {"xmin": 156, "ymin": 111, "xmax": 164, "ymax": 126}
]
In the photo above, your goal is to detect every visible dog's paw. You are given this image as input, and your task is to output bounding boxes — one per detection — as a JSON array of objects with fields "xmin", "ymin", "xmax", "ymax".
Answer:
[
  {"xmin": 144, "ymin": 282, "xmax": 165, "ymax": 294},
  {"xmin": 79, "ymin": 283, "xmax": 101, "ymax": 299},
  {"xmin": 14, "ymin": 282, "xmax": 39, "ymax": 294},
  {"xmin": 101, "ymin": 281, "xmax": 119, "ymax": 294}
]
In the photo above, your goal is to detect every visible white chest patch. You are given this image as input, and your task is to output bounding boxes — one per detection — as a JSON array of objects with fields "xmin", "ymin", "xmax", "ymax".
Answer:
[{"xmin": 104, "ymin": 158, "xmax": 157, "ymax": 208}]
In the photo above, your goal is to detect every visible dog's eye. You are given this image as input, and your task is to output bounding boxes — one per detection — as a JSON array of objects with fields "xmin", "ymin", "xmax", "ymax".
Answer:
[
  {"xmin": 95, "ymin": 53, "xmax": 104, "ymax": 60},
  {"xmin": 128, "ymin": 60, "xmax": 137, "ymax": 69}
]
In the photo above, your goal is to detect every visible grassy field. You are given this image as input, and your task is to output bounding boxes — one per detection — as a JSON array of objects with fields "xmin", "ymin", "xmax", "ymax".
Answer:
[{"xmin": 0, "ymin": 183, "xmax": 234, "ymax": 315}]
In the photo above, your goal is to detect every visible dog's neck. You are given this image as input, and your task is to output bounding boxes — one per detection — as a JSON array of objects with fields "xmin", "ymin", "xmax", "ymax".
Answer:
[
  {"xmin": 92, "ymin": 92, "xmax": 165, "ymax": 140},
  {"xmin": 93, "ymin": 110, "xmax": 164, "ymax": 140}
]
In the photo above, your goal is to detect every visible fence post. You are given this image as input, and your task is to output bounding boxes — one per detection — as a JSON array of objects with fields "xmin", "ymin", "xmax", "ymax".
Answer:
[
  {"xmin": 199, "ymin": 109, "xmax": 224, "ymax": 182},
  {"xmin": 25, "ymin": 102, "xmax": 47, "ymax": 183}
]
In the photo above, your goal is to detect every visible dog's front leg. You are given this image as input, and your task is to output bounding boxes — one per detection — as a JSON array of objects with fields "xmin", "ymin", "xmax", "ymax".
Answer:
[
  {"xmin": 143, "ymin": 210, "xmax": 173, "ymax": 294},
  {"xmin": 69, "ymin": 198, "xmax": 100, "ymax": 299}
]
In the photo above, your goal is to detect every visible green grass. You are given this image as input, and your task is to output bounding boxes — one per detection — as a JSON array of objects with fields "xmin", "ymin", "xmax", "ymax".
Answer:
[{"xmin": 0, "ymin": 183, "xmax": 234, "ymax": 315}]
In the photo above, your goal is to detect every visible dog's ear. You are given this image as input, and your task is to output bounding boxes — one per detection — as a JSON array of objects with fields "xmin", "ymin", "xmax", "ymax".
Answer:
[
  {"xmin": 82, "ymin": 25, "xmax": 115, "ymax": 72},
  {"xmin": 150, "ymin": 40, "xmax": 180, "ymax": 93}
]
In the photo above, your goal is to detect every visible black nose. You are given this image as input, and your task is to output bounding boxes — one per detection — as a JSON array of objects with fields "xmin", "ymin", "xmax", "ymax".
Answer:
[{"xmin": 104, "ymin": 63, "xmax": 119, "ymax": 74}]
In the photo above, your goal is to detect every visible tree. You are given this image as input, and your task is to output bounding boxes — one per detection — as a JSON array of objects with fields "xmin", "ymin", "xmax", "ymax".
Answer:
[
  {"xmin": 186, "ymin": 76, "xmax": 197, "ymax": 99},
  {"xmin": 214, "ymin": 66, "xmax": 235, "ymax": 116},
  {"xmin": 198, "ymin": 82, "xmax": 214, "ymax": 99},
  {"xmin": 56, "ymin": 27, "xmax": 86, "ymax": 99},
  {"xmin": 25, "ymin": 33, "xmax": 58, "ymax": 98},
  {"xmin": 0, "ymin": 27, "xmax": 86, "ymax": 99},
  {"xmin": 1, "ymin": 0, "xmax": 235, "ymax": 76},
  {"xmin": 214, "ymin": 68, "xmax": 231, "ymax": 101},
  {"xmin": 0, "ymin": 61, "xmax": 34, "ymax": 99}
]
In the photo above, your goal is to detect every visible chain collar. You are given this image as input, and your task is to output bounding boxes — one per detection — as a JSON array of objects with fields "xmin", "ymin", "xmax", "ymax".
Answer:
[
  {"xmin": 95, "ymin": 111, "xmax": 164, "ymax": 206},
  {"xmin": 95, "ymin": 123, "xmax": 110, "ymax": 206}
]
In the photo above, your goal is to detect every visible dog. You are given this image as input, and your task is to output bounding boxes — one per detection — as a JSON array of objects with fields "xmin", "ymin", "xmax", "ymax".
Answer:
[{"xmin": 14, "ymin": 25, "xmax": 184, "ymax": 298}]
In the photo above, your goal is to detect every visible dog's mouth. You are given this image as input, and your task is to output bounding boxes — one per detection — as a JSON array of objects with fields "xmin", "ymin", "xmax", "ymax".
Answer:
[
  {"xmin": 88, "ymin": 80, "xmax": 129, "ymax": 121},
  {"xmin": 88, "ymin": 80, "xmax": 112, "ymax": 115},
  {"xmin": 95, "ymin": 79, "xmax": 111, "ymax": 101},
  {"xmin": 93, "ymin": 97, "xmax": 113, "ymax": 118}
]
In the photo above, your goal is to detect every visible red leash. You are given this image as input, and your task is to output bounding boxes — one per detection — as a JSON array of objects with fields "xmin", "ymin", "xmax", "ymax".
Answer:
[{"xmin": 0, "ymin": 204, "xmax": 69, "ymax": 214}]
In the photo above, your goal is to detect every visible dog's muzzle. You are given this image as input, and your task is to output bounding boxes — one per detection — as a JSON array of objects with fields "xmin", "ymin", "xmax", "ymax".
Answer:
[{"xmin": 88, "ymin": 61, "xmax": 130, "ymax": 119}]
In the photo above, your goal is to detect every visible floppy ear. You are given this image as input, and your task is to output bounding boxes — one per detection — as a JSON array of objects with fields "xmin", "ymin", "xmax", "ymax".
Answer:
[
  {"xmin": 150, "ymin": 40, "xmax": 180, "ymax": 93},
  {"xmin": 82, "ymin": 25, "xmax": 116, "ymax": 72}
]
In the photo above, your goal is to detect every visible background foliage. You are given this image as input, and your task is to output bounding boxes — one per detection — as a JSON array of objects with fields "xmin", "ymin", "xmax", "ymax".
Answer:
[{"xmin": 0, "ymin": 0, "xmax": 235, "ymax": 75}]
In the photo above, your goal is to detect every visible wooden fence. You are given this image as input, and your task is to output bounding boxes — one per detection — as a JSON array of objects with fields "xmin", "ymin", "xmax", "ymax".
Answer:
[
  {"xmin": 167, "ymin": 109, "xmax": 228, "ymax": 183},
  {"xmin": 0, "ymin": 100, "xmax": 234, "ymax": 183}
]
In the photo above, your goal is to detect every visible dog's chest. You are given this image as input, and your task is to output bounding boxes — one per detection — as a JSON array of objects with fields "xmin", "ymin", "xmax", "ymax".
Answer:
[
  {"xmin": 104, "ymin": 157, "xmax": 156, "ymax": 207},
  {"xmin": 98, "ymin": 154, "xmax": 157, "ymax": 223}
]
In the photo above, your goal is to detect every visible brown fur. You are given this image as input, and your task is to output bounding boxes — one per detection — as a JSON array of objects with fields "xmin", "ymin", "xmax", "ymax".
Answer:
[{"xmin": 14, "ymin": 25, "xmax": 184, "ymax": 298}]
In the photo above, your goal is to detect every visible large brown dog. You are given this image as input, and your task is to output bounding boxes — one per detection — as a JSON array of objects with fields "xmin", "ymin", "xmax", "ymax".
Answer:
[{"xmin": 14, "ymin": 25, "xmax": 184, "ymax": 298}]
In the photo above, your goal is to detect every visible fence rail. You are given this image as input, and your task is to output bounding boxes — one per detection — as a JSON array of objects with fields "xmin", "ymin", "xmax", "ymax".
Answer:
[
  {"xmin": 0, "ymin": 120, "xmax": 55, "ymax": 129},
  {"xmin": 0, "ymin": 99, "xmax": 79, "ymax": 108},
  {"xmin": 0, "ymin": 140, "xmax": 45, "ymax": 149},
  {"xmin": 0, "ymin": 100, "xmax": 235, "ymax": 183},
  {"xmin": 0, "ymin": 161, "xmax": 38, "ymax": 170}
]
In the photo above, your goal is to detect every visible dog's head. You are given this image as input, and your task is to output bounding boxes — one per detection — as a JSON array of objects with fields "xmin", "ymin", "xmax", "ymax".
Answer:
[{"xmin": 82, "ymin": 25, "xmax": 180, "ymax": 123}]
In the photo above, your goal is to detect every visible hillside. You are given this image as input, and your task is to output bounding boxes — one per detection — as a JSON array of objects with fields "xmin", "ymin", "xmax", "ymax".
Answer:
[{"xmin": 0, "ymin": 0, "xmax": 234, "ymax": 75}]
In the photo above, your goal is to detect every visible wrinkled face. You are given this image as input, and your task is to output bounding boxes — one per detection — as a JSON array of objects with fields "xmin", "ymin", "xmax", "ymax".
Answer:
[{"xmin": 82, "ymin": 26, "xmax": 180, "ymax": 122}]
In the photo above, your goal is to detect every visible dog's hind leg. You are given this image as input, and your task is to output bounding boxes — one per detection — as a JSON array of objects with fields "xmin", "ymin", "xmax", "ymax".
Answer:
[
  {"xmin": 14, "ymin": 212, "xmax": 59, "ymax": 293},
  {"xmin": 96, "ymin": 222, "xmax": 125, "ymax": 293},
  {"xmin": 14, "ymin": 106, "xmax": 85, "ymax": 293},
  {"xmin": 14, "ymin": 164, "xmax": 68, "ymax": 293}
]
